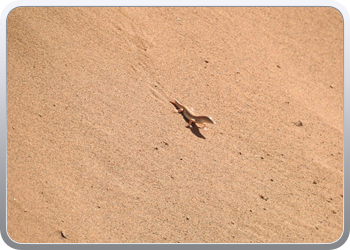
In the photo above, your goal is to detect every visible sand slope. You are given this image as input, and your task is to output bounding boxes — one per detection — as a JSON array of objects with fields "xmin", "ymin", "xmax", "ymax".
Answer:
[{"xmin": 7, "ymin": 7, "xmax": 343, "ymax": 243}]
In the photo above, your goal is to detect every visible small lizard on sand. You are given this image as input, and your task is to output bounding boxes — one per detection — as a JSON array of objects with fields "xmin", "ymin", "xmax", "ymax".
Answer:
[{"xmin": 171, "ymin": 98, "xmax": 216, "ymax": 130}]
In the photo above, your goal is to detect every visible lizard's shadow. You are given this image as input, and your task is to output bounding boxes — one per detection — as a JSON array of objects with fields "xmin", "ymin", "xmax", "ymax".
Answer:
[
  {"xmin": 187, "ymin": 122, "xmax": 206, "ymax": 139},
  {"xmin": 170, "ymin": 102, "xmax": 206, "ymax": 139}
]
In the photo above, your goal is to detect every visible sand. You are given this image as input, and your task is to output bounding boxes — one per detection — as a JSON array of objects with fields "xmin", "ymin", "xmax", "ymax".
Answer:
[{"xmin": 7, "ymin": 7, "xmax": 343, "ymax": 243}]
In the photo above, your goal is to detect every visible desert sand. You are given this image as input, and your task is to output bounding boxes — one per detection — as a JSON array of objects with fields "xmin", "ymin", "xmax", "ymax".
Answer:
[{"xmin": 7, "ymin": 7, "xmax": 343, "ymax": 243}]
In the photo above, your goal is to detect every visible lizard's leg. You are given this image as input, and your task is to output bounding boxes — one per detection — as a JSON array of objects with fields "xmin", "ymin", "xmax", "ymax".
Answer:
[
  {"xmin": 187, "ymin": 119, "xmax": 195, "ymax": 128},
  {"xmin": 173, "ymin": 108, "xmax": 183, "ymax": 113},
  {"xmin": 199, "ymin": 123, "xmax": 208, "ymax": 130}
]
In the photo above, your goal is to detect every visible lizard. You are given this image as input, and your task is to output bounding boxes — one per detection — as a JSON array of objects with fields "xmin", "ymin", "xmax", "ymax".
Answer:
[{"xmin": 171, "ymin": 98, "xmax": 216, "ymax": 130}]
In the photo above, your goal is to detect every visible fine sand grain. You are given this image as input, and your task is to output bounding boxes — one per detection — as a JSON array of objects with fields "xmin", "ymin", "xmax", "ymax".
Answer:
[{"xmin": 7, "ymin": 7, "xmax": 343, "ymax": 243}]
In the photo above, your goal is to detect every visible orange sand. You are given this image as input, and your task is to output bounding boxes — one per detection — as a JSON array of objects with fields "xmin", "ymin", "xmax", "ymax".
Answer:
[{"xmin": 7, "ymin": 7, "xmax": 343, "ymax": 243}]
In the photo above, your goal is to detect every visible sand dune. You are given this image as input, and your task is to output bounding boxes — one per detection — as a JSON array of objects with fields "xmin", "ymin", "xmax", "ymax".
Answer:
[{"xmin": 7, "ymin": 7, "xmax": 343, "ymax": 243}]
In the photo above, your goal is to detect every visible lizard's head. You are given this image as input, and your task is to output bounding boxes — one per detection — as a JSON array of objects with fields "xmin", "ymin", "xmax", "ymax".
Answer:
[{"xmin": 204, "ymin": 116, "xmax": 216, "ymax": 124}]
